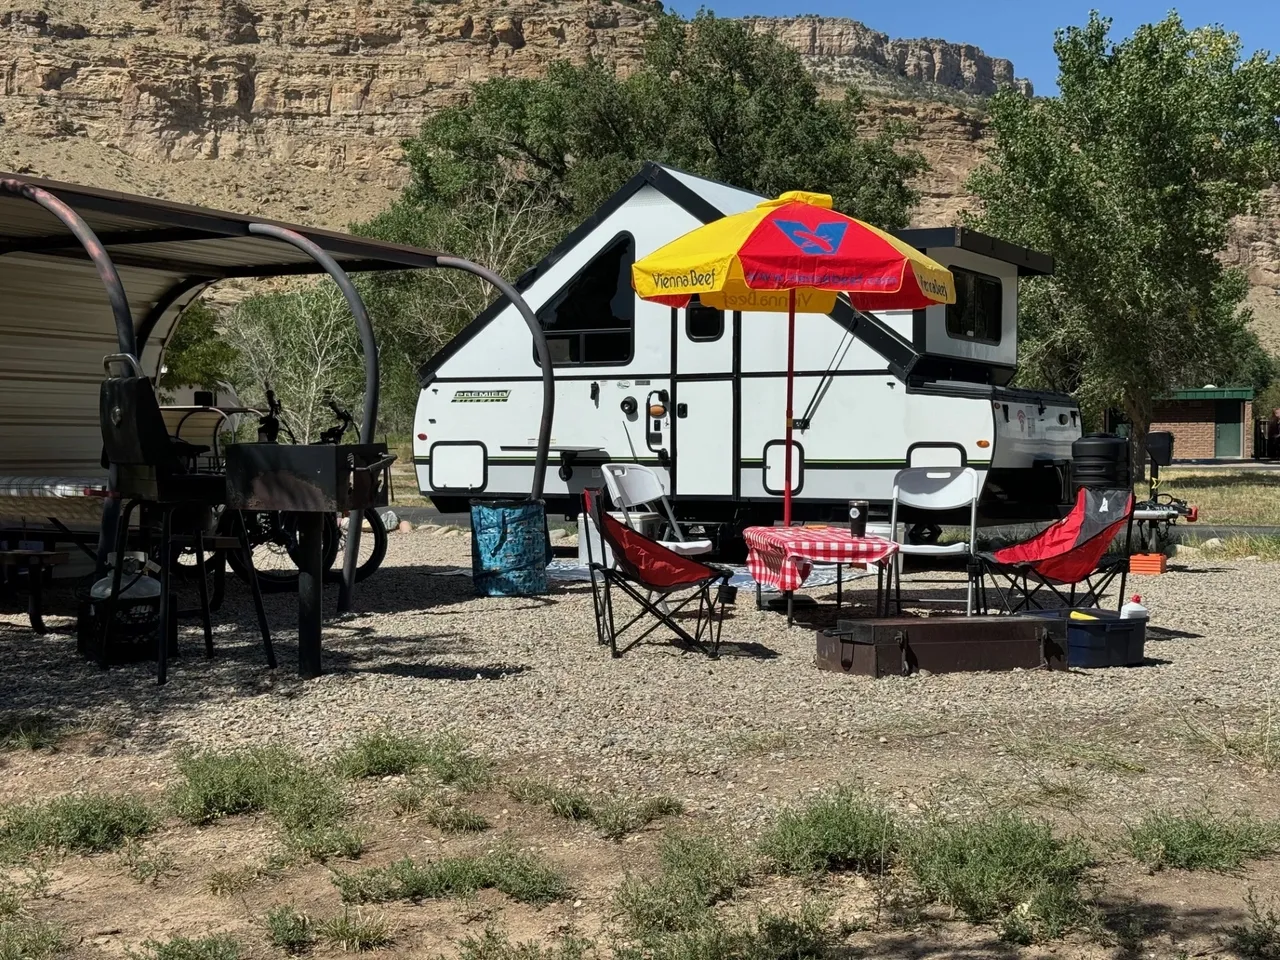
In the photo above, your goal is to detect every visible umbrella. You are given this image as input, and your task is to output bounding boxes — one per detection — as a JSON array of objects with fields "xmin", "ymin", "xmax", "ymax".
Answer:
[{"xmin": 632, "ymin": 190, "xmax": 956, "ymax": 525}]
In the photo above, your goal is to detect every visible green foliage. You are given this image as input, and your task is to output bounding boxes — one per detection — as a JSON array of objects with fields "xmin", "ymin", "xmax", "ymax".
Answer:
[
  {"xmin": 423, "ymin": 802, "xmax": 490, "ymax": 833},
  {"xmin": 0, "ymin": 714, "xmax": 73, "ymax": 752},
  {"xmin": 507, "ymin": 779, "xmax": 682, "ymax": 839},
  {"xmin": 314, "ymin": 910, "xmax": 391, "ymax": 952},
  {"xmin": 904, "ymin": 812, "xmax": 1092, "ymax": 943},
  {"xmin": 1230, "ymin": 890, "xmax": 1280, "ymax": 959},
  {"xmin": 169, "ymin": 747, "xmax": 352, "ymax": 861},
  {"xmin": 334, "ymin": 846, "xmax": 569, "ymax": 906},
  {"xmin": 264, "ymin": 905, "xmax": 314, "ymax": 955},
  {"xmin": 614, "ymin": 829, "xmax": 748, "ymax": 940},
  {"xmin": 0, "ymin": 917, "xmax": 66, "ymax": 960},
  {"xmin": 757, "ymin": 786, "xmax": 897, "ymax": 875},
  {"xmin": 126, "ymin": 934, "xmax": 242, "ymax": 960},
  {"xmin": 334, "ymin": 732, "xmax": 432, "ymax": 779},
  {"xmin": 159, "ymin": 301, "xmax": 240, "ymax": 393},
  {"xmin": 0, "ymin": 793, "xmax": 156, "ymax": 861},
  {"xmin": 454, "ymin": 926, "xmax": 595, "ymax": 960},
  {"xmin": 968, "ymin": 12, "xmax": 1280, "ymax": 445},
  {"xmin": 119, "ymin": 840, "xmax": 177, "ymax": 885},
  {"xmin": 1124, "ymin": 809, "xmax": 1280, "ymax": 871}
]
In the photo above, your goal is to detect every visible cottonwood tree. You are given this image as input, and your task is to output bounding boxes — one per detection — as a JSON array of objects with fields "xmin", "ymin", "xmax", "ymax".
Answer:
[
  {"xmin": 967, "ymin": 13, "xmax": 1280, "ymax": 466},
  {"xmin": 158, "ymin": 300, "xmax": 240, "ymax": 400},
  {"xmin": 224, "ymin": 284, "xmax": 365, "ymax": 443}
]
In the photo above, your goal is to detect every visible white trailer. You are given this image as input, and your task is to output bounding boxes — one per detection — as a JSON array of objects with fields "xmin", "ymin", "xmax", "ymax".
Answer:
[{"xmin": 414, "ymin": 163, "xmax": 1081, "ymax": 541}]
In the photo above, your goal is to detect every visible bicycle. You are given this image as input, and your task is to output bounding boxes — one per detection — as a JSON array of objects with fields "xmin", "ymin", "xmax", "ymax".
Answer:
[{"xmin": 214, "ymin": 388, "xmax": 389, "ymax": 592}]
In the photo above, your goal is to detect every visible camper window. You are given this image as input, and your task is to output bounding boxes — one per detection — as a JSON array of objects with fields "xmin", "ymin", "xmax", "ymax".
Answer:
[
  {"xmin": 686, "ymin": 300, "xmax": 724, "ymax": 342},
  {"xmin": 535, "ymin": 233, "xmax": 635, "ymax": 366},
  {"xmin": 946, "ymin": 267, "xmax": 1003, "ymax": 345}
]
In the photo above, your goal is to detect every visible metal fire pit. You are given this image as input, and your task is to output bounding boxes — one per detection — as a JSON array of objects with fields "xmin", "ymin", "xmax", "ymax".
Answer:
[
  {"xmin": 225, "ymin": 443, "xmax": 392, "ymax": 513},
  {"xmin": 224, "ymin": 442, "xmax": 395, "ymax": 678}
]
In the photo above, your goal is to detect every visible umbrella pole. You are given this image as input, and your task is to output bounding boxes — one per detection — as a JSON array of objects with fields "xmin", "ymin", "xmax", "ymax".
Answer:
[{"xmin": 784, "ymin": 288, "xmax": 796, "ymax": 527}]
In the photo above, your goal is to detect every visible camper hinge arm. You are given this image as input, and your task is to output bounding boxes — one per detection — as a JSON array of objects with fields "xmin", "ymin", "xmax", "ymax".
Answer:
[{"xmin": 435, "ymin": 255, "xmax": 555, "ymax": 502}]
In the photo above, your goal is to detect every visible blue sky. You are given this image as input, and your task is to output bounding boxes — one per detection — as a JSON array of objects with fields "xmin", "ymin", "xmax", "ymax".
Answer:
[{"xmin": 666, "ymin": 1, "xmax": 1279, "ymax": 94}]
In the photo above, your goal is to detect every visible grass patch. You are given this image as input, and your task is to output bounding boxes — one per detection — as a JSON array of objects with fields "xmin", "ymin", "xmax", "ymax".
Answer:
[
  {"xmin": 424, "ymin": 802, "xmax": 490, "ymax": 833},
  {"xmin": 0, "ymin": 792, "xmax": 156, "ymax": 861},
  {"xmin": 126, "ymin": 934, "xmax": 242, "ymax": 960},
  {"xmin": 455, "ymin": 925, "xmax": 594, "ymax": 959},
  {"xmin": 388, "ymin": 778, "xmax": 431, "ymax": 815},
  {"xmin": 1155, "ymin": 470, "xmax": 1280, "ymax": 527},
  {"xmin": 615, "ymin": 901, "xmax": 833, "ymax": 960},
  {"xmin": 1206, "ymin": 534, "xmax": 1280, "ymax": 562},
  {"xmin": 0, "ymin": 714, "xmax": 79, "ymax": 752},
  {"xmin": 315, "ymin": 910, "xmax": 391, "ymax": 951},
  {"xmin": 207, "ymin": 854, "xmax": 292, "ymax": 896},
  {"xmin": 170, "ymin": 748, "xmax": 354, "ymax": 861},
  {"xmin": 1229, "ymin": 889, "xmax": 1280, "ymax": 959},
  {"xmin": 334, "ymin": 845, "xmax": 569, "ymax": 906},
  {"xmin": 0, "ymin": 918, "xmax": 66, "ymax": 960},
  {"xmin": 119, "ymin": 840, "xmax": 176, "ymax": 885},
  {"xmin": 1124, "ymin": 810, "xmax": 1280, "ymax": 871},
  {"xmin": 337, "ymin": 732, "xmax": 492, "ymax": 790},
  {"xmin": 508, "ymin": 779, "xmax": 683, "ymax": 839},
  {"xmin": 758, "ymin": 786, "xmax": 897, "ymax": 875},
  {"xmin": 905, "ymin": 812, "xmax": 1092, "ymax": 943},
  {"xmin": 1182, "ymin": 707, "xmax": 1280, "ymax": 772},
  {"xmin": 264, "ymin": 905, "xmax": 314, "ymax": 955},
  {"xmin": 614, "ymin": 829, "xmax": 749, "ymax": 940}
]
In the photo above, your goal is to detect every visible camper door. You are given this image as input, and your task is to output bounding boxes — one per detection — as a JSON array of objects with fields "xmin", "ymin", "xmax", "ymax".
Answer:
[{"xmin": 673, "ymin": 302, "xmax": 735, "ymax": 498}]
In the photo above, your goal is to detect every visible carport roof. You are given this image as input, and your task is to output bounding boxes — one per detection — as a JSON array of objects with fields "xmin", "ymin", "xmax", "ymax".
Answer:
[{"xmin": 0, "ymin": 171, "xmax": 443, "ymax": 279}]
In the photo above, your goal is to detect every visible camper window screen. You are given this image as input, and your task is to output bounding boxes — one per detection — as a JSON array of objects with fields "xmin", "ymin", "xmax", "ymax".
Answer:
[
  {"xmin": 536, "ymin": 233, "xmax": 635, "ymax": 366},
  {"xmin": 945, "ymin": 267, "xmax": 1003, "ymax": 344},
  {"xmin": 686, "ymin": 299, "xmax": 724, "ymax": 342}
]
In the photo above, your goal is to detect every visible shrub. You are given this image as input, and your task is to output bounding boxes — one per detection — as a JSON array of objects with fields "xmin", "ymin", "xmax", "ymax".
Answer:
[
  {"xmin": 905, "ymin": 812, "xmax": 1092, "ymax": 943},
  {"xmin": 264, "ymin": 905, "xmax": 314, "ymax": 955},
  {"xmin": 0, "ymin": 793, "xmax": 156, "ymax": 861},
  {"xmin": 126, "ymin": 934, "xmax": 242, "ymax": 960},
  {"xmin": 1229, "ymin": 889, "xmax": 1280, "ymax": 959},
  {"xmin": 1124, "ymin": 810, "xmax": 1280, "ymax": 871},
  {"xmin": 315, "ymin": 910, "xmax": 391, "ymax": 951},
  {"xmin": 758, "ymin": 786, "xmax": 897, "ymax": 874},
  {"xmin": 614, "ymin": 830, "xmax": 748, "ymax": 939},
  {"xmin": 508, "ymin": 780, "xmax": 682, "ymax": 839},
  {"xmin": 333, "ymin": 733, "xmax": 431, "ymax": 779},
  {"xmin": 423, "ymin": 802, "xmax": 490, "ymax": 833},
  {"xmin": 334, "ymin": 846, "xmax": 569, "ymax": 906}
]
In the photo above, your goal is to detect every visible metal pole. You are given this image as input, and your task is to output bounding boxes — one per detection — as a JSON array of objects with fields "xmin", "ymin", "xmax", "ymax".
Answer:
[
  {"xmin": 0, "ymin": 179, "xmax": 138, "ymax": 576},
  {"xmin": 296, "ymin": 511, "xmax": 325, "ymax": 679},
  {"xmin": 784, "ymin": 289, "xmax": 796, "ymax": 526},
  {"xmin": 436, "ymin": 256, "xmax": 554, "ymax": 501},
  {"xmin": 246, "ymin": 223, "xmax": 378, "ymax": 614}
]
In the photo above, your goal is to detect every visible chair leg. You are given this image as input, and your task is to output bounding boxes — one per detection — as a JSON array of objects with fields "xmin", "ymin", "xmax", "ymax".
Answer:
[
  {"xmin": 195, "ymin": 530, "xmax": 214, "ymax": 658},
  {"xmin": 27, "ymin": 560, "xmax": 47, "ymax": 635},
  {"xmin": 157, "ymin": 506, "xmax": 173, "ymax": 686},
  {"xmin": 234, "ymin": 511, "xmax": 276, "ymax": 669}
]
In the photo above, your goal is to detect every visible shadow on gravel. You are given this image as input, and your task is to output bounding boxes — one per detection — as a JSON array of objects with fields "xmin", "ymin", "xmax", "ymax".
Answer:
[
  {"xmin": 1147, "ymin": 625, "xmax": 1203, "ymax": 641},
  {"xmin": 343, "ymin": 662, "xmax": 529, "ymax": 681},
  {"xmin": 1095, "ymin": 895, "xmax": 1244, "ymax": 960}
]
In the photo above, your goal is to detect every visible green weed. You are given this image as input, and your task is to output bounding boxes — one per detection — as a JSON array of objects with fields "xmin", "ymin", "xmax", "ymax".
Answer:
[
  {"xmin": 508, "ymin": 779, "xmax": 682, "ymax": 839},
  {"xmin": 264, "ymin": 905, "xmax": 314, "ymax": 955},
  {"xmin": 614, "ymin": 830, "xmax": 749, "ymax": 939},
  {"xmin": 388, "ymin": 778, "xmax": 432, "ymax": 815},
  {"xmin": 905, "ymin": 812, "xmax": 1092, "ymax": 943},
  {"xmin": 1229, "ymin": 889, "xmax": 1280, "ymax": 959},
  {"xmin": 1124, "ymin": 810, "xmax": 1280, "ymax": 871},
  {"xmin": 315, "ymin": 910, "xmax": 391, "ymax": 951},
  {"xmin": 333, "ymin": 732, "xmax": 432, "ymax": 779},
  {"xmin": 0, "ymin": 917, "xmax": 66, "ymax": 960},
  {"xmin": 424, "ymin": 802, "xmax": 490, "ymax": 833},
  {"xmin": 454, "ymin": 925, "xmax": 594, "ymax": 959},
  {"xmin": 126, "ymin": 934, "xmax": 242, "ymax": 960},
  {"xmin": 119, "ymin": 840, "xmax": 176, "ymax": 885},
  {"xmin": 0, "ymin": 792, "xmax": 156, "ymax": 861},
  {"xmin": 758, "ymin": 786, "xmax": 897, "ymax": 875},
  {"xmin": 334, "ymin": 846, "xmax": 569, "ymax": 906},
  {"xmin": 287, "ymin": 825, "xmax": 364, "ymax": 863}
]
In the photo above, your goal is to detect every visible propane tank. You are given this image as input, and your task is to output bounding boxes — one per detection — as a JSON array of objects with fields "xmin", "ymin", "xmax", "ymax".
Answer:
[{"xmin": 1120, "ymin": 595, "xmax": 1148, "ymax": 620}]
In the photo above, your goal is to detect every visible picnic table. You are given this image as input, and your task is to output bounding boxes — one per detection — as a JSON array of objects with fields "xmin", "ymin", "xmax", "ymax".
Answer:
[{"xmin": 744, "ymin": 526, "xmax": 899, "ymax": 626}]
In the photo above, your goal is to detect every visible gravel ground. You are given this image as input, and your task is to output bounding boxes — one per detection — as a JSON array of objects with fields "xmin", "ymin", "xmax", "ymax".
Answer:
[{"xmin": 3, "ymin": 528, "xmax": 1278, "ymax": 832}]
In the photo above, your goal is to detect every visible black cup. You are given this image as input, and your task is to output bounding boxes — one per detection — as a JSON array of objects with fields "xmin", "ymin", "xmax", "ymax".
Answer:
[{"xmin": 847, "ymin": 500, "xmax": 869, "ymax": 538}]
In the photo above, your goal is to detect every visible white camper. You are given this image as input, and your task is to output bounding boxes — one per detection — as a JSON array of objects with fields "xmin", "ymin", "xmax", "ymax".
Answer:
[{"xmin": 414, "ymin": 163, "xmax": 1081, "ymax": 541}]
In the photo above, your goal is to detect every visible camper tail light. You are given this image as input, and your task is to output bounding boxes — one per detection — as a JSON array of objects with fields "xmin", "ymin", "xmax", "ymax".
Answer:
[
  {"xmin": 417, "ymin": 433, "xmax": 428, "ymax": 440},
  {"xmin": 976, "ymin": 440, "xmax": 990, "ymax": 448}
]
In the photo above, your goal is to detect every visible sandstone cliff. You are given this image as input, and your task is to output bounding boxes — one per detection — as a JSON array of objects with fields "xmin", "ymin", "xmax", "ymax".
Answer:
[{"xmin": 0, "ymin": 0, "xmax": 1275, "ymax": 344}]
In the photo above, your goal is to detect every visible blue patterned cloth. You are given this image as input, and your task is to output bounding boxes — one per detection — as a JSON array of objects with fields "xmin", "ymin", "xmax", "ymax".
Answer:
[{"xmin": 470, "ymin": 500, "xmax": 553, "ymax": 597}]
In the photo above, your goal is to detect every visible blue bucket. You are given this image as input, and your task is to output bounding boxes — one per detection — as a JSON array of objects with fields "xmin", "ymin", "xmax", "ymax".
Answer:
[{"xmin": 470, "ymin": 500, "xmax": 553, "ymax": 597}]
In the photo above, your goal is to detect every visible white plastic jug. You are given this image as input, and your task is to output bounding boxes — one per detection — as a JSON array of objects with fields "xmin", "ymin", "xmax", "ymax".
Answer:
[{"xmin": 1120, "ymin": 594, "xmax": 1148, "ymax": 620}]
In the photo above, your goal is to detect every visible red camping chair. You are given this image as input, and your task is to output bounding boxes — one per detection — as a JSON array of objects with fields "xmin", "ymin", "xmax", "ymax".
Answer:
[
  {"xmin": 583, "ymin": 488, "xmax": 735, "ymax": 657},
  {"xmin": 978, "ymin": 486, "xmax": 1134, "ymax": 613}
]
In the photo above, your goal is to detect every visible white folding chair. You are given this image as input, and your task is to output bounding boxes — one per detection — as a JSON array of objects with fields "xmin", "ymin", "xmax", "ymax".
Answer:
[
  {"xmin": 889, "ymin": 465, "xmax": 980, "ymax": 616},
  {"xmin": 601, "ymin": 463, "xmax": 712, "ymax": 557}
]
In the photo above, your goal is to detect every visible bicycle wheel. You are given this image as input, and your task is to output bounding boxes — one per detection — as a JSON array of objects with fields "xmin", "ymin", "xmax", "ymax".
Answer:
[
  {"xmin": 223, "ymin": 510, "xmax": 340, "ymax": 592},
  {"xmin": 327, "ymin": 508, "xmax": 389, "ymax": 584}
]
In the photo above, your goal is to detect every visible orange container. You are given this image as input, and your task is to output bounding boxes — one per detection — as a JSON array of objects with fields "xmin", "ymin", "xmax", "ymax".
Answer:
[{"xmin": 1129, "ymin": 553, "xmax": 1167, "ymax": 575}]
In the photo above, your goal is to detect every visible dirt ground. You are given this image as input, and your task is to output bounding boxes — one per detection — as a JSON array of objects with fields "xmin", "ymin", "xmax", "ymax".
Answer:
[{"xmin": 2, "ymin": 529, "xmax": 1279, "ymax": 958}]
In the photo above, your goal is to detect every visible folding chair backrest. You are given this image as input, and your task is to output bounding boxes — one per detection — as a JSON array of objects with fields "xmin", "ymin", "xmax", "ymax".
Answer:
[
  {"xmin": 583, "ymin": 488, "xmax": 713, "ymax": 589},
  {"xmin": 992, "ymin": 486, "xmax": 1133, "ymax": 584},
  {"xmin": 892, "ymin": 466, "xmax": 979, "ymax": 510},
  {"xmin": 601, "ymin": 463, "xmax": 684, "ymax": 540}
]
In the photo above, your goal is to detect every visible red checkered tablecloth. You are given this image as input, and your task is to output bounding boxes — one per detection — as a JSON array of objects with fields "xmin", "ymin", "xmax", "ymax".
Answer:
[{"xmin": 743, "ymin": 526, "xmax": 898, "ymax": 592}]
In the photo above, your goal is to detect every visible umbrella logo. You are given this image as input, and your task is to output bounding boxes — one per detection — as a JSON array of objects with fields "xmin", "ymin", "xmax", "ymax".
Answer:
[{"xmin": 773, "ymin": 220, "xmax": 848, "ymax": 256}]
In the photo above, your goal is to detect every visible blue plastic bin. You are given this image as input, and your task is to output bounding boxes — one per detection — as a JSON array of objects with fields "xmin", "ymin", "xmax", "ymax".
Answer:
[
  {"xmin": 1025, "ymin": 608, "xmax": 1146, "ymax": 668},
  {"xmin": 470, "ymin": 499, "xmax": 553, "ymax": 597}
]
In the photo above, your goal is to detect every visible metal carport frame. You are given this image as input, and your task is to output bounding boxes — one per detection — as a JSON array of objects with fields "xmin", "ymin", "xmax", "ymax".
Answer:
[{"xmin": 0, "ymin": 172, "xmax": 554, "ymax": 615}]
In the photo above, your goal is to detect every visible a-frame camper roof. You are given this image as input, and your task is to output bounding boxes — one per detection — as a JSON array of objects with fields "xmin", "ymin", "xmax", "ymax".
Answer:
[{"xmin": 417, "ymin": 162, "xmax": 1053, "ymax": 386}]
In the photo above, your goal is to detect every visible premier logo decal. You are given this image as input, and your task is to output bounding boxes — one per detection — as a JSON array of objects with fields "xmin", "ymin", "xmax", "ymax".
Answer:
[
  {"xmin": 452, "ymin": 390, "xmax": 510, "ymax": 403},
  {"xmin": 773, "ymin": 219, "xmax": 849, "ymax": 256}
]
